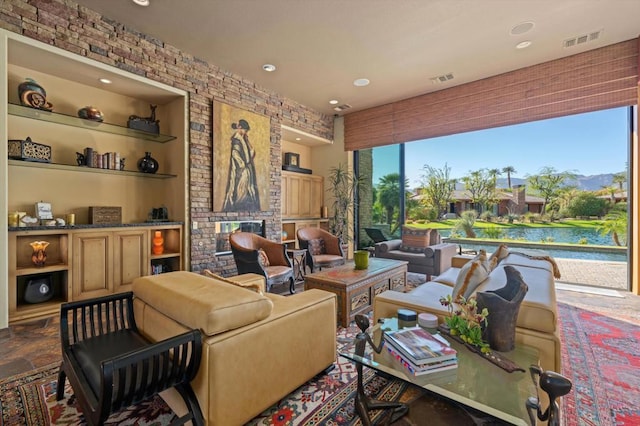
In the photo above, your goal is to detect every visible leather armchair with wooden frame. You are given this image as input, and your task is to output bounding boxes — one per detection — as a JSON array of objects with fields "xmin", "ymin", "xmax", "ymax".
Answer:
[
  {"xmin": 297, "ymin": 227, "xmax": 346, "ymax": 272},
  {"xmin": 229, "ymin": 232, "xmax": 295, "ymax": 293}
]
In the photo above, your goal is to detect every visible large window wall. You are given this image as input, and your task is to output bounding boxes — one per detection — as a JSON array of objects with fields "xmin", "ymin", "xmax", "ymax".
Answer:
[{"xmin": 356, "ymin": 106, "xmax": 632, "ymax": 258}]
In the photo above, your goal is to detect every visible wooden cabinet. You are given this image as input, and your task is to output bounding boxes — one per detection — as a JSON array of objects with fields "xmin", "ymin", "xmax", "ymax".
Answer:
[
  {"xmin": 282, "ymin": 171, "xmax": 324, "ymax": 219},
  {"xmin": 8, "ymin": 224, "xmax": 182, "ymax": 323},
  {"xmin": 1, "ymin": 30, "xmax": 190, "ymax": 326}
]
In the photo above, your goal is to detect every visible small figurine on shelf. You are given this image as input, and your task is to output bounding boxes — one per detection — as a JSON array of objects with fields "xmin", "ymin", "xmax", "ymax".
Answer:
[
  {"xmin": 78, "ymin": 106, "xmax": 104, "ymax": 122},
  {"xmin": 18, "ymin": 78, "xmax": 53, "ymax": 111},
  {"xmin": 128, "ymin": 104, "xmax": 160, "ymax": 134}
]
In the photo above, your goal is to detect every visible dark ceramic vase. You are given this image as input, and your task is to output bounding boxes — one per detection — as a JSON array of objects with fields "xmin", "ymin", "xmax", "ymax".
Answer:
[
  {"xmin": 137, "ymin": 152, "xmax": 159, "ymax": 174},
  {"xmin": 18, "ymin": 78, "xmax": 52, "ymax": 110}
]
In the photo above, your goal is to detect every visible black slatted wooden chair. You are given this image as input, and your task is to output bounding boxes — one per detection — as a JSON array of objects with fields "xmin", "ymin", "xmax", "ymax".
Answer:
[{"xmin": 56, "ymin": 292, "xmax": 204, "ymax": 426}]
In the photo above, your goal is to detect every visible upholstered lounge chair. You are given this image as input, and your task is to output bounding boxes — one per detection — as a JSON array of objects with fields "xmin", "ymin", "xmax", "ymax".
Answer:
[
  {"xmin": 229, "ymin": 232, "xmax": 295, "ymax": 293},
  {"xmin": 297, "ymin": 227, "xmax": 346, "ymax": 272}
]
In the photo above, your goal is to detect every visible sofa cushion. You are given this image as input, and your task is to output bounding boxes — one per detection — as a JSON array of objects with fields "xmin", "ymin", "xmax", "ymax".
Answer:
[
  {"xmin": 308, "ymin": 238, "xmax": 326, "ymax": 255},
  {"xmin": 452, "ymin": 257, "xmax": 489, "ymax": 300},
  {"xmin": 399, "ymin": 226, "xmax": 430, "ymax": 253},
  {"xmin": 474, "ymin": 264, "xmax": 556, "ymax": 334},
  {"xmin": 133, "ymin": 271, "xmax": 273, "ymax": 337}
]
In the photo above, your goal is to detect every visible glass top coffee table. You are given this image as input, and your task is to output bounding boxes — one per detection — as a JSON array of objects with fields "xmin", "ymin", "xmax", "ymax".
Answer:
[{"xmin": 339, "ymin": 317, "xmax": 539, "ymax": 425}]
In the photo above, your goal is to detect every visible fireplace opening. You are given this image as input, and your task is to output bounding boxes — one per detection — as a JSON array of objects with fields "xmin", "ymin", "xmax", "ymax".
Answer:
[{"xmin": 214, "ymin": 220, "xmax": 265, "ymax": 255}]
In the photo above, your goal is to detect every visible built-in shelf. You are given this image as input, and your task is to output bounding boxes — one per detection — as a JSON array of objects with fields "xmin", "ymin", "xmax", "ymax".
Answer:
[
  {"xmin": 9, "ymin": 159, "xmax": 177, "ymax": 178},
  {"xmin": 150, "ymin": 252, "xmax": 180, "ymax": 260},
  {"xmin": 8, "ymin": 103, "xmax": 177, "ymax": 143},
  {"xmin": 15, "ymin": 263, "xmax": 69, "ymax": 276}
]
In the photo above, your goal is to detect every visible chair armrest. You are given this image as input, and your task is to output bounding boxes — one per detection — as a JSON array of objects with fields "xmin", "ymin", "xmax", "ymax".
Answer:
[
  {"xmin": 375, "ymin": 239, "xmax": 401, "ymax": 255},
  {"xmin": 424, "ymin": 243, "xmax": 458, "ymax": 275},
  {"xmin": 100, "ymin": 329, "xmax": 202, "ymax": 416}
]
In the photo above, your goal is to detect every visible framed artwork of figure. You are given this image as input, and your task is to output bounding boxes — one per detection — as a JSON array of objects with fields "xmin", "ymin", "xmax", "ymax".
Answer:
[{"xmin": 212, "ymin": 100, "xmax": 270, "ymax": 212}]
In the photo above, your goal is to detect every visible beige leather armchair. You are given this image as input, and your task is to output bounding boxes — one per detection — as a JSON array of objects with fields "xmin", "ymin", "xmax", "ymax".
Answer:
[{"xmin": 132, "ymin": 271, "xmax": 337, "ymax": 426}]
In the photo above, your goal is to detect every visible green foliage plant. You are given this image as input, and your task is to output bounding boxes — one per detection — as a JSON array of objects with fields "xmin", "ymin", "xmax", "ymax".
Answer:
[
  {"xmin": 439, "ymin": 294, "xmax": 490, "ymax": 353},
  {"xmin": 453, "ymin": 210, "xmax": 477, "ymax": 238},
  {"xmin": 482, "ymin": 225, "xmax": 504, "ymax": 239}
]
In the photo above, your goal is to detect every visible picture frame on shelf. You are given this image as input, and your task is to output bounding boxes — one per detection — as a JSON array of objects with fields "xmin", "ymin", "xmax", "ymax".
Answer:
[
  {"xmin": 284, "ymin": 152, "xmax": 300, "ymax": 167},
  {"xmin": 35, "ymin": 202, "xmax": 53, "ymax": 220}
]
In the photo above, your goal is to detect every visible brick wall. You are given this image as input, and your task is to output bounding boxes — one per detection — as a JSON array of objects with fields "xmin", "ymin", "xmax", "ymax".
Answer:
[{"xmin": 0, "ymin": 0, "xmax": 334, "ymax": 275}]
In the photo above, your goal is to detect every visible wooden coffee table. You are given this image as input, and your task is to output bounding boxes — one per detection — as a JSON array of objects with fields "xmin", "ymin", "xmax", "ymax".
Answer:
[{"xmin": 304, "ymin": 258, "xmax": 407, "ymax": 327}]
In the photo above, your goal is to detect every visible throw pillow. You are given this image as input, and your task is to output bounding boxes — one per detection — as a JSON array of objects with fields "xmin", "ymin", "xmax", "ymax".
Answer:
[
  {"xmin": 257, "ymin": 248, "xmax": 270, "ymax": 267},
  {"xmin": 452, "ymin": 258, "xmax": 489, "ymax": 301},
  {"xmin": 488, "ymin": 244, "xmax": 509, "ymax": 271},
  {"xmin": 473, "ymin": 249, "xmax": 490, "ymax": 273},
  {"xmin": 308, "ymin": 238, "xmax": 326, "ymax": 255},
  {"xmin": 399, "ymin": 226, "xmax": 430, "ymax": 253}
]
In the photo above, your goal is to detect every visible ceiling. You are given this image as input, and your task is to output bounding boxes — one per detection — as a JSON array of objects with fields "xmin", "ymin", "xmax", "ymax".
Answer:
[{"xmin": 73, "ymin": 0, "xmax": 640, "ymax": 119}]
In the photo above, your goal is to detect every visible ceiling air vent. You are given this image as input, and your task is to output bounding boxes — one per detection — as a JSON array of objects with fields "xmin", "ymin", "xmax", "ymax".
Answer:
[
  {"xmin": 333, "ymin": 104, "xmax": 352, "ymax": 112},
  {"xmin": 430, "ymin": 73, "xmax": 454, "ymax": 84},
  {"xmin": 563, "ymin": 29, "xmax": 602, "ymax": 48}
]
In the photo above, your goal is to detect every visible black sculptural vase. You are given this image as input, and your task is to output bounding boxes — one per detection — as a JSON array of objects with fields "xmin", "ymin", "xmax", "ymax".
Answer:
[{"xmin": 137, "ymin": 152, "xmax": 159, "ymax": 174}]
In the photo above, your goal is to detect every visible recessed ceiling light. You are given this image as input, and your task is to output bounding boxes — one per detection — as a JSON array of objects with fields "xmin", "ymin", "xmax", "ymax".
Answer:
[
  {"xmin": 132, "ymin": 0, "xmax": 150, "ymax": 6},
  {"xmin": 516, "ymin": 40, "xmax": 532, "ymax": 49},
  {"xmin": 510, "ymin": 21, "xmax": 535, "ymax": 35},
  {"xmin": 353, "ymin": 78, "xmax": 370, "ymax": 87},
  {"xmin": 99, "ymin": 78, "xmax": 112, "ymax": 84},
  {"xmin": 295, "ymin": 137, "xmax": 301, "ymax": 141},
  {"xmin": 262, "ymin": 64, "xmax": 276, "ymax": 72},
  {"xmin": 329, "ymin": 99, "xmax": 339, "ymax": 105}
]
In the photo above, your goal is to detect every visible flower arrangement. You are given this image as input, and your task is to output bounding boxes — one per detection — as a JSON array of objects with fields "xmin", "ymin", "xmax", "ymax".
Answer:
[{"xmin": 439, "ymin": 294, "xmax": 490, "ymax": 354}]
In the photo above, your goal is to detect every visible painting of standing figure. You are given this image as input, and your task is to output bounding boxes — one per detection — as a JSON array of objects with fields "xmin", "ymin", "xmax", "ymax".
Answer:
[{"xmin": 213, "ymin": 101, "xmax": 270, "ymax": 212}]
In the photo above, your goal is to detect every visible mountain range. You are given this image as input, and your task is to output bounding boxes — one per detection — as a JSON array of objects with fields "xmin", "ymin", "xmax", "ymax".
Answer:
[{"xmin": 494, "ymin": 174, "xmax": 626, "ymax": 191}]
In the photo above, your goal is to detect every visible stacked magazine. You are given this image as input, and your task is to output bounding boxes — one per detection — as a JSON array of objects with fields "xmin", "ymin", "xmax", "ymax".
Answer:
[{"xmin": 384, "ymin": 327, "xmax": 458, "ymax": 376}]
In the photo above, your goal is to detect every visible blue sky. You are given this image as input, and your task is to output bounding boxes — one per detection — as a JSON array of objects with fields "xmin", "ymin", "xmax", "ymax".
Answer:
[{"xmin": 373, "ymin": 107, "xmax": 630, "ymax": 188}]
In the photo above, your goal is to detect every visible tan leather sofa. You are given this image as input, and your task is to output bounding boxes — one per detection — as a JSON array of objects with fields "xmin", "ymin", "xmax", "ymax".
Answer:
[
  {"xmin": 132, "ymin": 271, "xmax": 337, "ymax": 425},
  {"xmin": 373, "ymin": 253, "xmax": 561, "ymax": 373}
]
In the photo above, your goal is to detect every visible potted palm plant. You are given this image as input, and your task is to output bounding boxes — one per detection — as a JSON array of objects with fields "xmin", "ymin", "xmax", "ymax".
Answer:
[{"xmin": 327, "ymin": 163, "xmax": 366, "ymax": 247}]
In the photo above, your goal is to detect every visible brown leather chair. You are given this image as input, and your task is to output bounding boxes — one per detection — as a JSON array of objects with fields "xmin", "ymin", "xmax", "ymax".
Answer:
[
  {"xmin": 229, "ymin": 232, "xmax": 295, "ymax": 293},
  {"xmin": 297, "ymin": 227, "xmax": 346, "ymax": 272}
]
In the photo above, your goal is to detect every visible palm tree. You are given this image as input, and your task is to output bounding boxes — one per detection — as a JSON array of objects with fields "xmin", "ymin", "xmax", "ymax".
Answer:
[
  {"xmin": 612, "ymin": 172, "xmax": 626, "ymax": 191},
  {"xmin": 377, "ymin": 173, "xmax": 401, "ymax": 227},
  {"xmin": 502, "ymin": 166, "xmax": 517, "ymax": 189},
  {"xmin": 598, "ymin": 209, "xmax": 627, "ymax": 246}
]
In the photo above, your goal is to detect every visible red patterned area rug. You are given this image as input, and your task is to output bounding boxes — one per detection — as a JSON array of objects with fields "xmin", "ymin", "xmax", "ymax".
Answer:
[
  {"xmin": 0, "ymin": 363, "xmax": 174, "ymax": 425},
  {"xmin": 559, "ymin": 301, "xmax": 640, "ymax": 426}
]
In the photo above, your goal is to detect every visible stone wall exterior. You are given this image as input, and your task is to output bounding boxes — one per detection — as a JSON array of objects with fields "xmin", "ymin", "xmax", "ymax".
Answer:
[{"xmin": 0, "ymin": 0, "xmax": 334, "ymax": 276}]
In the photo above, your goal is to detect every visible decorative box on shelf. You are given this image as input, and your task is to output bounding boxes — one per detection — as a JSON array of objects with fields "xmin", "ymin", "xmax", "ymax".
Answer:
[
  {"xmin": 8, "ymin": 137, "xmax": 51, "ymax": 163},
  {"xmin": 89, "ymin": 206, "xmax": 122, "ymax": 225}
]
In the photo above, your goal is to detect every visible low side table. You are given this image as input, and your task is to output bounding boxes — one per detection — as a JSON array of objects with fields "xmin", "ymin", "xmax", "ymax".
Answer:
[{"xmin": 286, "ymin": 249, "xmax": 307, "ymax": 283}]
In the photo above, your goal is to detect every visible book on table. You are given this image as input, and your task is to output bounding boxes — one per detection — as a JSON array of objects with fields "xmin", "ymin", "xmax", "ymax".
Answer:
[
  {"xmin": 385, "ymin": 344, "xmax": 458, "ymax": 376},
  {"xmin": 384, "ymin": 327, "xmax": 457, "ymax": 366}
]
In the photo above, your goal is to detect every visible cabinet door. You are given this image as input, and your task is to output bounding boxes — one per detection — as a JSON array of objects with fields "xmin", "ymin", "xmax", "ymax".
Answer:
[
  {"xmin": 298, "ymin": 176, "xmax": 313, "ymax": 217},
  {"xmin": 73, "ymin": 232, "xmax": 112, "ymax": 300},
  {"xmin": 287, "ymin": 174, "xmax": 303, "ymax": 217},
  {"xmin": 310, "ymin": 175, "xmax": 324, "ymax": 218},
  {"xmin": 113, "ymin": 229, "xmax": 149, "ymax": 293},
  {"xmin": 281, "ymin": 173, "xmax": 290, "ymax": 217}
]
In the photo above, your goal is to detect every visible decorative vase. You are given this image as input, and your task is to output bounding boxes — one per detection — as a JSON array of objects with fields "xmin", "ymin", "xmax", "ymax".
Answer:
[
  {"xmin": 18, "ymin": 78, "xmax": 52, "ymax": 110},
  {"xmin": 152, "ymin": 231, "xmax": 164, "ymax": 255},
  {"xmin": 30, "ymin": 241, "xmax": 50, "ymax": 267},
  {"xmin": 282, "ymin": 230, "xmax": 288, "ymax": 240},
  {"xmin": 476, "ymin": 265, "xmax": 528, "ymax": 352},
  {"xmin": 78, "ymin": 106, "xmax": 104, "ymax": 122},
  {"xmin": 137, "ymin": 152, "xmax": 159, "ymax": 174}
]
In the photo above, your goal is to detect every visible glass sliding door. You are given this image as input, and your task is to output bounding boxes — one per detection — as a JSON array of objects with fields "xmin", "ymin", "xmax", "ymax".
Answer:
[{"xmin": 357, "ymin": 145, "xmax": 402, "ymax": 249}]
